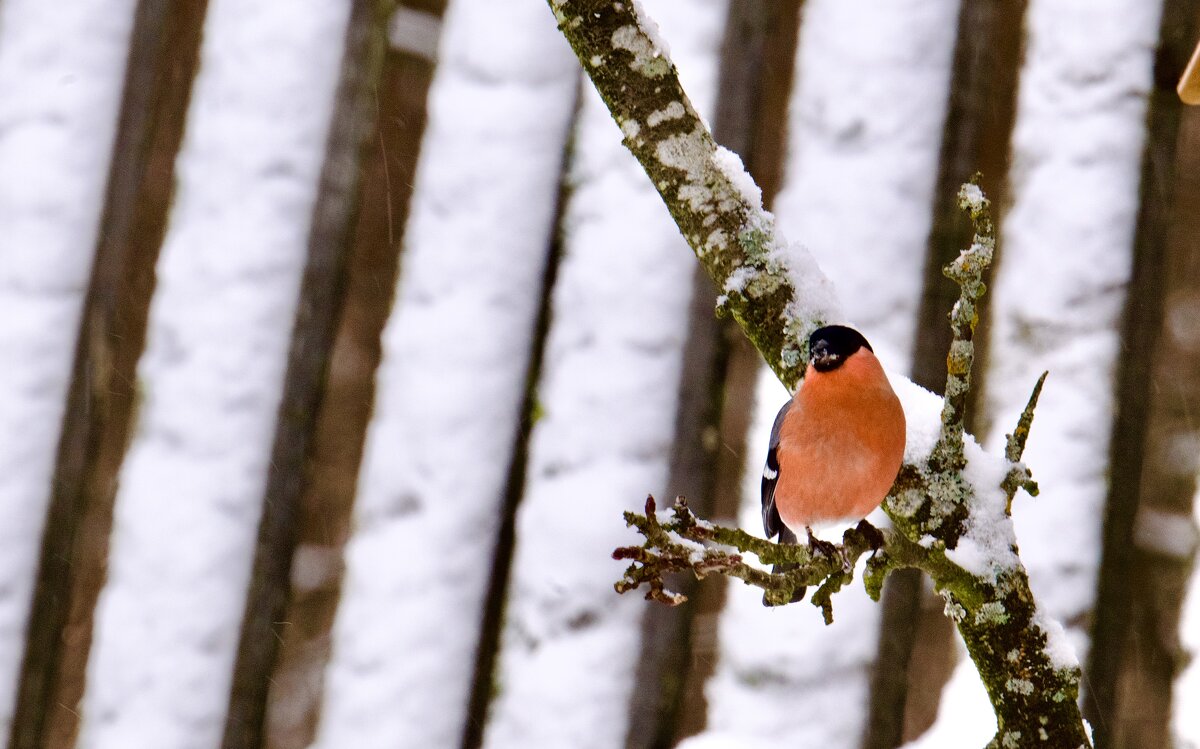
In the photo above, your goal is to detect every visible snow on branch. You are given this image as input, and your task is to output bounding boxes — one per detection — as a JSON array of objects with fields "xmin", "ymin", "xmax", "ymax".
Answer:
[
  {"xmin": 548, "ymin": 2, "xmax": 1093, "ymax": 745},
  {"xmin": 546, "ymin": 0, "xmax": 839, "ymax": 390}
]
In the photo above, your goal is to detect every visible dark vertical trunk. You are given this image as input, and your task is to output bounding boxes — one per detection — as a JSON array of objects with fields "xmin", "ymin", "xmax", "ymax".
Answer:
[
  {"xmin": 625, "ymin": 260, "xmax": 729, "ymax": 749},
  {"xmin": 864, "ymin": 1, "xmax": 1027, "ymax": 747},
  {"xmin": 1109, "ymin": 102, "xmax": 1200, "ymax": 745},
  {"xmin": 626, "ymin": 3, "xmax": 805, "ymax": 747},
  {"xmin": 666, "ymin": 328, "xmax": 764, "ymax": 745},
  {"xmin": 1085, "ymin": 3, "xmax": 1200, "ymax": 746},
  {"xmin": 7, "ymin": 3, "xmax": 208, "ymax": 748},
  {"xmin": 220, "ymin": 4, "xmax": 389, "ymax": 748},
  {"xmin": 259, "ymin": 5, "xmax": 449, "ymax": 749},
  {"xmin": 458, "ymin": 133, "xmax": 576, "ymax": 749},
  {"xmin": 910, "ymin": 0, "xmax": 1026, "ymax": 403}
]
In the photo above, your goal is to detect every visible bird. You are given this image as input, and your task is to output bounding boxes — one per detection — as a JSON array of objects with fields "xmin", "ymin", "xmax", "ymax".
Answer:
[{"xmin": 760, "ymin": 325, "xmax": 906, "ymax": 605}]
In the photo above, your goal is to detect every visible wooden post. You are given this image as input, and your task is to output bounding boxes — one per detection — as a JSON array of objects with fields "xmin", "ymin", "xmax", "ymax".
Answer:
[{"xmin": 259, "ymin": 4, "xmax": 449, "ymax": 746}]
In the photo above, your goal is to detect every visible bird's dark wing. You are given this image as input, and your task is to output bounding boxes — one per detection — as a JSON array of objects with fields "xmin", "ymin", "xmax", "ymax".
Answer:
[
  {"xmin": 762, "ymin": 398, "xmax": 803, "ymax": 605},
  {"xmin": 761, "ymin": 398, "xmax": 797, "ymax": 543}
]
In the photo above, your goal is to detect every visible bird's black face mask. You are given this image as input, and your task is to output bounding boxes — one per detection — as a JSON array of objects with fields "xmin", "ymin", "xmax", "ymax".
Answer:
[
  {"xmin": 808, "ymin": 325, "xmax": 872, "ymax": 373},
  {"xmin": 810, "ymin": 338, "xmax": 840, "ymax": 372}
]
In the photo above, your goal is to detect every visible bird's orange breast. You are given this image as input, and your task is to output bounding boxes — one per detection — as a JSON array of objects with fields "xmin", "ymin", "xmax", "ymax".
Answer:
[{"xmin": 773, "ymin": 350, "xmax": 906, "ymax": 530}]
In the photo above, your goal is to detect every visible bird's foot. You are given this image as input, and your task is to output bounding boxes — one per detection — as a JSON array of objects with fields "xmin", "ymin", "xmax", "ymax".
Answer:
[{"xmin": 854, "ymin": 519, "xmax": 885, "ymax": 553}]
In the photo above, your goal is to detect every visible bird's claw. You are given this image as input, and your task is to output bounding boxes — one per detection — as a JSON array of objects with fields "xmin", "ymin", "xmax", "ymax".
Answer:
[{"xmin": 854, "ymin": 519, "xmax": 885, "ymax": 553}]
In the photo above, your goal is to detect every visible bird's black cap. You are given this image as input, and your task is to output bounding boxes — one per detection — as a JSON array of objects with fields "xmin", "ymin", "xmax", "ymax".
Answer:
[{"xmin": 809, "ymin": 325, "xmax": 872, "ymax": 372}]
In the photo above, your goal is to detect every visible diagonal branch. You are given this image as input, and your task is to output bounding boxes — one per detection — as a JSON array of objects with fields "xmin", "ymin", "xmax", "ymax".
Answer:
[{"xmin": 546, "ymin": 0, "xmax": 839, "ymax": 390}]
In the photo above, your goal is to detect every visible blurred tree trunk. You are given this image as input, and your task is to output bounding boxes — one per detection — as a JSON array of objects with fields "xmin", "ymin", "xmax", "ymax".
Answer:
[
  {"xmin": 7, "ymin": 3, "xmax": 207, "ymax": 747},
  {"xmin": 221, "ymin": 3, "xmax": 390, "ymax": 748},
  {"xmin": 625, "ymin": 2, "xmax": 804, "ymax": 747},
  {"xmin": 1086, "ymin": 2, "xmax": 1200, "ymax": 746},
  {"xmin": 252, "ymin": 4, "xmax": 447, "ymax": 749},
  {"xmin": 459, "ymin": 113, "xmax": 574, "ymax": 749},
  {"xmin": 864, "ymin": 2, "xmax": 1026, "ymax": 746}
]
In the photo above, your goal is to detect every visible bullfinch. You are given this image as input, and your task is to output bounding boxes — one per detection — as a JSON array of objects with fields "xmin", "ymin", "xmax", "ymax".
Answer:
[{"xmin": 761, "ymin": 325, "xmax": 906, "ymax": 603}]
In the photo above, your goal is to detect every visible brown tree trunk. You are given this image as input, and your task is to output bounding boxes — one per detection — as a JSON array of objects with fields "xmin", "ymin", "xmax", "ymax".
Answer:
[
  {"xmin": 258, "ymin": 4, "xmax": 450, "ymax": 748},
  {"xmin": 220, "ymin": 4, "xmax": 390, "ymax": 748},
  {"xmin": 865, "ymin": 2, "xmax": 1027, "ymax": 747},
  {"xmin": 6, "ymin": 3, "xmax": 208, "ymax": 747},
  {"xmin": 1085, "ymin": 2, "xmax": 1200, "ymax": 746},
  {"xmin": 625, "ymin": 3, "xmax": 805, "ymax": 746}
]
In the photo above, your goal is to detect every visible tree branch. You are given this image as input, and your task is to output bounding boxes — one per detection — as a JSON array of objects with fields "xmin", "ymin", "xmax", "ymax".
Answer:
[
  {"xmin": 548, "ymin": 1, "xmax": 1090, "ymax": 746},
  {"xmin": 546, "ymin": 0, "xmax": 839, "ymax": 390}
]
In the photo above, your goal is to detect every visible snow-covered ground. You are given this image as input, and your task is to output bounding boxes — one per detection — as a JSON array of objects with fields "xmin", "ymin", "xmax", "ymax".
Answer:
[
  {"xmin": 78, "ymin": 2, "xmax": 351, "ymax": 747},
  {"xmin": 0, "ymin": 0, "xmax": 138, "ymax": 737},
  {"xmin": 310, "ymin": 2, "xmax": 579, "ymax": 747}
]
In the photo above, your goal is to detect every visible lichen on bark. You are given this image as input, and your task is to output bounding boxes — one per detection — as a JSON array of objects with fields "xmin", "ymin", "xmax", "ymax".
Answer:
[{"xmin": 547, "ymin": 0, "xmax": 839, "ymax": 389}]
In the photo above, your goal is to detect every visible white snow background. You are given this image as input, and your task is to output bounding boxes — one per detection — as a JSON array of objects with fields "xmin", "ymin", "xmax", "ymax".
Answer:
[
  {"xmin": 0, "ymin": 0, "xmax": 1194, "ymax": 747},
  {"xmin": 910, "ymin": 0, "xmax": 1164, "ymax": 743}
]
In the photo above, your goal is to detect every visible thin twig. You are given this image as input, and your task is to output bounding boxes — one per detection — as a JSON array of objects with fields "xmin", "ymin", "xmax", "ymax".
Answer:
[{"xmin": 1002, "ymin": 371, "xmax": 1048, "ymax": 512}]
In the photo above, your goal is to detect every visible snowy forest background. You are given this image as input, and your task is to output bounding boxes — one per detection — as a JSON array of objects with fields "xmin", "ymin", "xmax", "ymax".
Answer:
[{"xmin": 1, "ymin": 0, "xmax": 1199, "ymax": 748}]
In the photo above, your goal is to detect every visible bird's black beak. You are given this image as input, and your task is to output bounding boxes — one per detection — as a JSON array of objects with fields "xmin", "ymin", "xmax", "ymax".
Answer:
[{"xmin": 810, "ymin": 338, "xmax": 839, "ymax": 371}]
